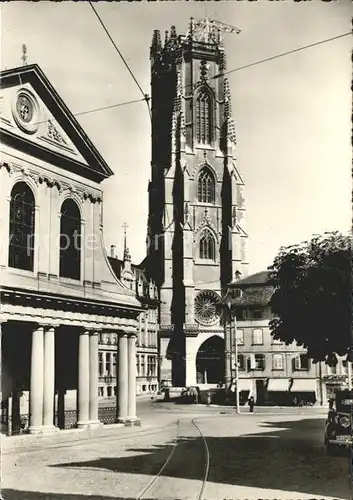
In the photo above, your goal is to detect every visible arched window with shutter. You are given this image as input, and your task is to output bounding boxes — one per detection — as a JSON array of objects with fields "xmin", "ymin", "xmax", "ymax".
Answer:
[
  {"xmin": 195, "ymin": 87, "xmax": 213, "ymax": 145},
  {"xmin": 199, "ymin": 229, "xmax": 216, "ymax": 260},
  {"xmin": 59, "ymin": 199, "xmax": 81, "ymax": 280},
  {"xmin": 8, "ymin": 182, "xmax": 36, "ymax": 271},
  {"xmin": 197, "ymin": 167, "xmax": 215, "ymax": 203}
]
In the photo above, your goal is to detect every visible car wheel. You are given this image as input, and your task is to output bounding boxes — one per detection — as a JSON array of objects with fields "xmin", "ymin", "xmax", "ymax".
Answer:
[{"xmin": 326, "ymin": 443, "xmax": 338, "ymax": 456}]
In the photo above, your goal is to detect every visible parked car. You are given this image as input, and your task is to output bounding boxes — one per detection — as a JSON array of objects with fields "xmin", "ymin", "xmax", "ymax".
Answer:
[{"xmin": 324, "ymin": 390, "xmax": 353, "ymax": 455}]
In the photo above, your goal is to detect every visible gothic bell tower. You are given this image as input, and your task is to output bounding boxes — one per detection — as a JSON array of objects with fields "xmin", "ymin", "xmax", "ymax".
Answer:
[{"xmin": 146, "ymin": 19, "xmax": 249, "ymax": 387}]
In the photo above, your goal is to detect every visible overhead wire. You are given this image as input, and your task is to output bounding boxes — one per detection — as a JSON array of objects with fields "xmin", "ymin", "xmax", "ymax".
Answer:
[
  {"xmin": 29, "ymin": 30, "xmax": 351, "ymax": 125},
  {"xmin": 88, "ymin": 1, "xmax": 152, "ymax": 122},
  {"xmin": 213, "ymin": 31, "xmax": 352, "ymax": 79},
  {"xmin": 31, "ymin": 97, "xmax": 145, "ymax": 128}
]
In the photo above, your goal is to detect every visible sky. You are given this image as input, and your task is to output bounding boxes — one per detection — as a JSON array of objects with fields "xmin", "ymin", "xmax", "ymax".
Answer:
[{"xmin": 1, "ymin": 1, "xmax": 351, "ymax": 274}]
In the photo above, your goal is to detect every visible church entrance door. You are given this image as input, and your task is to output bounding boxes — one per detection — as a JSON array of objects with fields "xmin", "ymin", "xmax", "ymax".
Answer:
[{"xmin": 196, "ymin": 336, "xmax": 225, "ymax": 385}]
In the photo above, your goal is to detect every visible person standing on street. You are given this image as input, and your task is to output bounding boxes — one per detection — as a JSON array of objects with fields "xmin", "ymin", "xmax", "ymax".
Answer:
[{"xmin": 248, "ymin": 396, "xmax": 255, "ymax": 413}]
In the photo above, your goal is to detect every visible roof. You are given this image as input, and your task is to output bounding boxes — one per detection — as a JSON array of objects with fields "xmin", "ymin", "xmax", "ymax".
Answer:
[
  {"xmin": 229, "ymin": 271, "xmax": 269, "ymax": 288},
  {"xmin": 230, "ymin": 286, "xmax": 274, "ymax": 307},
  {"xmin": 108, "ymin": 255, "xmax": 159, "ymax": 307},
  {"xmin": 0, "ymin": 64, "xmax": 114, "ymax": 183},
  {"xmin": 108, "ymin": 256, "xmax": 148, "ymax": 283},
  {"xmin": 224, "ymin": 271, "xmax": 273, "ymax": 307}
]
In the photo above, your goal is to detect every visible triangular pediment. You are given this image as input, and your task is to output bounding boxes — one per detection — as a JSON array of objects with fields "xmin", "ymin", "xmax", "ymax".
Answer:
[{"xmin": 0, "ymin": 65, "xmax": 113, "ymax": 183}]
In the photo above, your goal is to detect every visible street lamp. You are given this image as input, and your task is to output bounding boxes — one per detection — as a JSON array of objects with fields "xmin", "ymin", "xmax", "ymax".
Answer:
[
  {"xmin": 219, "ymin": 287, "xmax": 241, "ymax": 415},
  {"xmin": 347, "ymin": 348, "xmax": 353, "ymax": 391},
  {"xmin": 223, "ymin": 298, "xmax": 240, "ymax": 414},
  {"xmin": 228, "ymin": 306, "xmax": 240, "ymax": 415}
]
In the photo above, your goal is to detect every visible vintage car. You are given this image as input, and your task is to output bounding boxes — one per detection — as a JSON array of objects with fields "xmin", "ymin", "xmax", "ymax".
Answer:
[{"xmin": 324, "ymin": 390, "xmax": 353, "ymax": 455}]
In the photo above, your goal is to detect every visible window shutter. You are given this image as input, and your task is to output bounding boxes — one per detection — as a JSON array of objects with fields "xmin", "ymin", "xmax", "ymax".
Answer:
[{"xmin": 294, "ymin": 355, "xmax": 300, "ymax": 370}]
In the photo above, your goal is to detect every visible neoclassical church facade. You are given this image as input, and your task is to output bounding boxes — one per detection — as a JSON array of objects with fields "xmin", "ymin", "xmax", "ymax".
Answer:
[
  {"xmin": 0, "ymin": 64, "xmax": 143, "ymax": 434},
  {"xmin": 143, "ymin": 20, "xmax": 249, "ymax": 387}
]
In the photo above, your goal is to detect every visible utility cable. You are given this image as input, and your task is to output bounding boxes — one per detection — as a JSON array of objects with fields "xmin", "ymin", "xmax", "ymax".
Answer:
[
  {"xmin": 27, "ymin": 30, "xmax": 350, "ymax": 125},
  {"xmin": 88, "ymin": 2, "xmax": 151, "ymax": 121},
  {"xmin": 31, "ymin": 97, "xmax": 144, "ymax": 127},
  {"xmin": 212, "ymin": 31, "xmax": 352, "ymax": 79},
  {"xmin": 73, "ymin": 98, "xmax": 144, "ymax": 118}
]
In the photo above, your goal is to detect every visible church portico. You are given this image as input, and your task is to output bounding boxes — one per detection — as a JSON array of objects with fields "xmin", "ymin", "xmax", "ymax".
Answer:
[
  {"xmin": 0, "ymin": 63, "xmax": 145, "ymax": 436},
  {"xmin": 0, "ymin": 294, "xmax": 140, "ymax": 435}
]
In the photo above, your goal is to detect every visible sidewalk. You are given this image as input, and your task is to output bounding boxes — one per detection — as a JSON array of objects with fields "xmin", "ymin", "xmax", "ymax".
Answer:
[{"xmin": 1, "ymin": 419, "xmax": 169, "ymax": 455}]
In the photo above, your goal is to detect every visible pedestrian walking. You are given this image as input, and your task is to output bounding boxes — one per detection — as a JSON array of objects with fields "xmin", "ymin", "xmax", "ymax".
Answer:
[{"xmin": 248, "ymin": 395, "xmax": 255, "ymax": 413}]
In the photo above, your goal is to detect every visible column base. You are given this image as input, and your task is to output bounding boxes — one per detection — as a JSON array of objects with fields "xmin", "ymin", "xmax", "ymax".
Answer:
[
  {"xmin": 41, "ymin": 424, "xmax": 60, "ymax": 435},
  {"xmin": 76, "ymin": 420, "xmax": 90, "ymax": 429},
  {"xmin": 88, "ymin": 420, "xmax": 103, "ymax": 429},
  {"xmin": 116, "ymin": 417, "xmax": 128, "ymax": 424},
  {"xmin": 28, "ymin": 425, "xmax": 59, "ymax": 435},
  {"xmin": 28, "ymin": 425, "xmax": 45, "ymax": 435},
  {"xmin": 124, "ymin": 417, "xmax": 141, "ymax": 427}
]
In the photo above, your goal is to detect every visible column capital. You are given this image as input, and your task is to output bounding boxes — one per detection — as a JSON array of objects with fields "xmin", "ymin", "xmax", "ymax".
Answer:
[
  {"xmin": 88, "ymin": 329, "xmax": 101, "ymax": 336},
  {"xmin": 33, "ymin": 324, "xmax": 46, "ymax": 331},
  {"xmin": 79, "ymin": 329, "xmax": 91, "ymax": 335},
  {"xmin": 41, "ymin": 324, "xmax": 56, "ymax": 330}
]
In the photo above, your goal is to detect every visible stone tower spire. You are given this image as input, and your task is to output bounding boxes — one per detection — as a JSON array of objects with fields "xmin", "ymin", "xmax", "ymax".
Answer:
[
  {"xmin": 147, "ymin": 19, "xmax": 248, "ymax": 387},
  {"xmin": 150, "ymin": 29, "xmax": 162, "ymax": 59}
]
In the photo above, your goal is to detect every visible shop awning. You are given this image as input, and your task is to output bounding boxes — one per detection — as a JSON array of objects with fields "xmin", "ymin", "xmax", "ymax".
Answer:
[
  {"xmin": 267, "ymin": 379, "xmax": 290, "ymax": 392},
  {"xmin": 290, "ymin": 379, "xmax": 317, "ymax": 393},
  {"xmin": 237, "ymin": 379, "xmax": 252, "ymax": 392}
]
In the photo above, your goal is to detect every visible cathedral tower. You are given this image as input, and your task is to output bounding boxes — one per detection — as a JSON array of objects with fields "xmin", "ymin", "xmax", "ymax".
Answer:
[{"xmin": 146, "ymin": 19, "xmax": 249, "ymax": 387}]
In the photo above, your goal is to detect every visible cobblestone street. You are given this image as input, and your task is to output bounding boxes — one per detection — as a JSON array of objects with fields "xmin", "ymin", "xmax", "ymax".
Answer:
[{"xmin": 1, "ymin": 402, "xmax": 351, "ymax": 500}]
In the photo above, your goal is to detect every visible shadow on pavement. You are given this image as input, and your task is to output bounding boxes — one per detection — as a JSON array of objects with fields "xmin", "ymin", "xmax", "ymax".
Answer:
[
  {"xmin": 5, "ymin": 418, "xmax": 350, "ymax": 500},
  {"xmin": 47, "ymin": 417, "xmax": 350, "ymax": 499},
  {"xmin": 1, "ymin": 492, "xmax": 146, "ymax": 500}
]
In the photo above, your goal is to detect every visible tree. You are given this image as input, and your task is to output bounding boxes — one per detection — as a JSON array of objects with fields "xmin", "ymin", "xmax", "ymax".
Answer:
[{"xmin": 268, "ymin": 231, "xmax": 352, "ymax": 363}]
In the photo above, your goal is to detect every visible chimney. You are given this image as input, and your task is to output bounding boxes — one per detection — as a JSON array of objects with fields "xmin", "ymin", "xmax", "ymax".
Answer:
[{"xmin": 110, "ymin": 245, "xmax": 116, "ymax": 258}]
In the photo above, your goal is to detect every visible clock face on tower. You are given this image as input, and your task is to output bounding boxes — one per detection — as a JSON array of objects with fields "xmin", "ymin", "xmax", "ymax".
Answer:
[{"xmin": 194, "ymin": 290, "xmax": 221, "ymax": 326}]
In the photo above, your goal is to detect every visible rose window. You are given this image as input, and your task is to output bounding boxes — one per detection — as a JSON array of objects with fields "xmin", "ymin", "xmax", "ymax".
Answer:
[{"xmin": 194, "ymin": 290, "xmax": 221, "ymax": 326}]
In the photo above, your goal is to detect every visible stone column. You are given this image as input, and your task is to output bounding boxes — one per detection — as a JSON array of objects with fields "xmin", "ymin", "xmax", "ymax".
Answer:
[
  {"xmin": 117, "ymin": 333, "xmax": 128, "ymax": 423},
  {"xmin": 43, "ymin": 325, "xmax": 57, "ymax": 432},
  {"xmin": 77, "ymin": 330, "xmax": 90, "ymax": 428},
  {"xmin": 89, "ymin": 331, "xmax": 101, "ymax": 428},
  {"xmin": 29, "ymin": 325, "xmax": 44, "ymax": 434},
  {"xmin": 127, "ymin": 335, "xmax": 139, "ymax": 425},
  {"xmin": 0, "ymin": 320, "xmax": 4, "ymax": 401}
]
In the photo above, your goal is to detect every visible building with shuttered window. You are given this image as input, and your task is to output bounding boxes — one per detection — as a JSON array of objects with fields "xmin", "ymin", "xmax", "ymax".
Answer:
[{"xmin": 228, "ymin": 271, "xmax": 349, "ymax": 405}]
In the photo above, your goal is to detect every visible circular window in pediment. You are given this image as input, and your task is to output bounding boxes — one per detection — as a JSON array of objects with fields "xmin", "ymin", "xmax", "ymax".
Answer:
[{"xmin": 12, "ymin": 89, "xmax": 40, "ymax": 134}]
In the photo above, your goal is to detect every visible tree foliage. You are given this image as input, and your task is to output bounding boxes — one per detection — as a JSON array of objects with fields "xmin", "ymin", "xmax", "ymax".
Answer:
[{"xmin": 268, "ymin": 232, "xmax": 352, "ymax": 363}]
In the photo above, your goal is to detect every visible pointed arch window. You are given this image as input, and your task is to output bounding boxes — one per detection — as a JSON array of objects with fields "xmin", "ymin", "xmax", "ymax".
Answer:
[
  {"xmin": 8, "ymin": 182, "xmax": 35, "ymax": 271},
  {"xmin": 59, "ymin": 199, "xmax": 81, "ymax": 280},
  {"xmin": 198, "ymin": 167, "xmax": 215, "ymax": 203},
  {"xmin": 195, "ymin": 87, "xmax": 213, "ymax": 145},
  {"xmin": 199, "ymin": 229, "xmax": 216, "ymax": 260}
]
